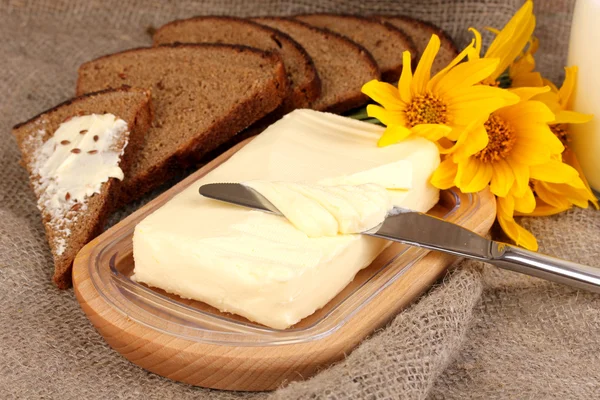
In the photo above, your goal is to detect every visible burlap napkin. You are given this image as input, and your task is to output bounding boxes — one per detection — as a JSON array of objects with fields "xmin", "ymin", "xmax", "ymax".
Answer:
[{"xmin": 3, "ymin": 0, "xmax": 599, "ymax": 398}]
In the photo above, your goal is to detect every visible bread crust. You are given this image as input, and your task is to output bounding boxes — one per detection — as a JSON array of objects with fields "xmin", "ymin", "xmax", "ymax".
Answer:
[{"xmin": 13, "ymin": 86, "xmax": 142, "ymax": 130}]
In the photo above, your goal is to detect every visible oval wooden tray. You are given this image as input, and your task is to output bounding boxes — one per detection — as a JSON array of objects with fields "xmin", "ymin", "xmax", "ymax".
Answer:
[{"xmin": 73, "ymin": 139, "xmax": 496, "ymax": 391}]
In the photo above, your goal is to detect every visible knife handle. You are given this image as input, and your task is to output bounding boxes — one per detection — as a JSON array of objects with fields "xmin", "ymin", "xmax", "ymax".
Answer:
[{"xmin": 490, "ymin": 243, "xmax": 600, "ymax": 293}]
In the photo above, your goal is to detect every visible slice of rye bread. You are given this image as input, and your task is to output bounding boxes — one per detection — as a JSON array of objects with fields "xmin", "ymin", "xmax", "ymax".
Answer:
[
  {"xmin": 76, "ymin": 44, "xmax": 288, "ymax": 204},
  {"xmin": 294, "ymin": 14, "xmax": 416, "ymax": 83},
  {"xmin": 252, "ymin": 17, "xmax": 380, "ymax": 114},
  {"xmin": 153, "ymin": 16, "xmax": 320, "ymax": 112},
  {"xmin": 12, "ymin": 87, "xmax": 153, "ymax": 288},
  {"xmin": 374, "ymin": 16, "xmax": 459, "ymax": 74}
]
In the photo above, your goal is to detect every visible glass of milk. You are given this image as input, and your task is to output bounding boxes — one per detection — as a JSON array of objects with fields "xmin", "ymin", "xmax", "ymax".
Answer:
[{"xmin": 568, "ymin": 0, "xmax": 600, "ymax": 192}]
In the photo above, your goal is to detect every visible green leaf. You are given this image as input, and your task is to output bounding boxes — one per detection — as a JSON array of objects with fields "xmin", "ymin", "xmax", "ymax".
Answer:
[
  {"xmin": 343, "ymin": 106, "xmax": 384, "ymax": 126},
  {"xmin": 358, "ymin": 118, "xmax": 385, "ymax": 126},
  {"xmin": 344, "ymin": 107, "xmax": 370, "ymax": 120}
]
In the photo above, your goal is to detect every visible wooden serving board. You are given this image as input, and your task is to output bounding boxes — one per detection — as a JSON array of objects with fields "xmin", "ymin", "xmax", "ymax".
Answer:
[{"xmin": 73, "ymin": 139, "xmax": 496, "ymax": 392}]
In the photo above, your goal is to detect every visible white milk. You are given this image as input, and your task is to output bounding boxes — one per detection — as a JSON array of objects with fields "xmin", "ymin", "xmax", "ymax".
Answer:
[{"xmin": 568, "ymin": 0, "xmax": 600, "ymax": 191}]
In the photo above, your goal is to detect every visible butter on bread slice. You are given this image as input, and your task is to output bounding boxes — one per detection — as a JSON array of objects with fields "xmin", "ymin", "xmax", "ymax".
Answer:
[
  {"xmin": 295, "ymin": 13, "xmax": 416, "ymax": 83},
  {"xmin": 12, "ymin": 87, "xmax": 153, "ymax": 288},
  {"xmin": 153, "ymin": 16, "xmax": 320, "ymax": 112},
  {"xmin": 374, "ymin": 15, "xmax": 459, "ymax": 74},
  {"xmin": 252, "ymin": 18, "xmax": 380, "ymax": 114},
  {"xmin": 76, "ymin": 44, "xmax": 288, "ymax": 204}
]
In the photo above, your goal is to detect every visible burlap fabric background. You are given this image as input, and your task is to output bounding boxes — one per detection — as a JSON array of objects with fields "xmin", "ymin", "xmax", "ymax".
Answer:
[{"xmin": 2, "ymin": 0, "xmax": 599, "ymax": 398}]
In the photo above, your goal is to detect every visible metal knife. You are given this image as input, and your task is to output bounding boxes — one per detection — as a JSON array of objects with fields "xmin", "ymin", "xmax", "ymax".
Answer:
[{"xmin": 199, "ymin": 183, "xmax": 600, "ymax": 294}]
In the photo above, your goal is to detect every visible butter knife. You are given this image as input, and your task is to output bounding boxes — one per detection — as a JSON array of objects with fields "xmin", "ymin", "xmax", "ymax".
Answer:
[{"xmin": 199, "ymin": 183, "xmax": 600, "ymax": 294}]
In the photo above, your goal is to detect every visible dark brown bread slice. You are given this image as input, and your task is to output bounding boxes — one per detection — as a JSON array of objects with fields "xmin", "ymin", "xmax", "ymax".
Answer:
[
  {"xmin": 12, "ymin": 87, "xmax": 153, "ymax": 289},
  {"xmin": 76, "ymin": 44, "xmax": 288, "ymax": 204},
  {"xmin": 153, "ymin": 16, "xmax": 320, "ymax": 111},
  {"xmin": 252, "ymin": 17, "xmax": 380, "ymax": 114},
  {"xmin": 375, "ymin": 16, "xmax": 459, "ymax": 74},
  {"xmin": 295, "ymin": 14, "xmax": 416, "ymax": 83}
]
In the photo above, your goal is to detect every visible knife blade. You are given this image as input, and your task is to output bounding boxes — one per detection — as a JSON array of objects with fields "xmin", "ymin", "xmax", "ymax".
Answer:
[{"xmin": 199, "ymin": 183, "xmax": 600, "ymax": 294}]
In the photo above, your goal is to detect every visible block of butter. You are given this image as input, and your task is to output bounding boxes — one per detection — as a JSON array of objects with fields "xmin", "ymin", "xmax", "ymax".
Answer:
[{"xmin": 132, "ymin": 109, "xmax": 440, "ymax": 329}]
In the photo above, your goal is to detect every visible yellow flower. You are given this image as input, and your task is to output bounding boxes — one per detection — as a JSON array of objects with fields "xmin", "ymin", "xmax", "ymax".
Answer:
[
  {"xmin": 526, "ymin": 152, "xmax": 587, "ymax": 213},
  {"xmin": 497, "ymin": 187, "xmax": 539, "ymax": 250},
  {"xmin": 534, "ymin": 66, "xmax": 593, "ymax": 125},
  {"xmin": 528, "ymin": 152, "xmax": 592, "ymax": 216},
  {"xmin": 431, "ymin": 88, "xmax": 563, "ymax": 198},
  {"xmin": 508, "ymin": 36, "xmax": 544, "ymax": 88},
  {"xmin": 526, "ymin": 66, "xmax": 598, "ymax": 214},
  {"xmin": 470, "ymin": 0, "xmax": 536, "ymax": 85},
  {"xmin": 361, "ymin": 34, "xmax": 519, "ymax": 146}
]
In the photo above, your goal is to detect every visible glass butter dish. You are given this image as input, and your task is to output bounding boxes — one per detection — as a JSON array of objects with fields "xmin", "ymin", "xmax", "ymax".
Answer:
[{"xmin": 72, "ymin": 140, "xmax": 495, "ymax": 391}]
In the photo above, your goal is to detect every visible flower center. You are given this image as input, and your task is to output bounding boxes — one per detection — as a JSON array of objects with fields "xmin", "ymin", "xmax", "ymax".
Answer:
[
  {"xmin": 475, "ymin": 114, "xmax": 517, "ymax": 163},
  {"xmin": 550, "ymin": 124, "xmax": 569, "ymax": 147},
  {"xmin": 405, "ymin": 93, "xmax": 448, "ymax": 127}
]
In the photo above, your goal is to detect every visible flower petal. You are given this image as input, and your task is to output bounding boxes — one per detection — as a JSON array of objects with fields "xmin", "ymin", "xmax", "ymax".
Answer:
[
  {"xmin": 489, "ymin": 159, "xmax": 515, "ymax": 197},
  {"xmin": 445, "ymin": 123, "xmax": 489, "ymax": 158},
  {"xmin": 543, "ymin": 78, "xmax": 559, "ymax": 93},
  {"xmin": 497, "ymin": 212, "xmax": 539, "ymax": 251},
  {"xmin": 377, "ymin": 125, "xmax": 412, "ymax": 147},
  {"xmin": 449, "ymin": 86, "xmax": 520, "ymax": 126},
  {"xmin": 513, "ymin": 187, "xmax": 536, "ymax": 213},
  {"xmin": 534, "ymin": 181, "xmax": 572, "ymax": 209},
  {"xmin": 433, "ymin": 58, "xmax": 500, "ymax": 96},
  {"xmin": 466, "ymin": 162, "xmax": 493, "ymax": 192},
  {"xmin": 532, "ymin": 90, "xmax": 561, "ymax": 114},
  {"xmin": 510, "ymin": 133, "xmax": 563, "ymax": 165},
  {"xmin": 552, "ymin": 110, "xmax": 593, "ymax": 125},
  {"xmin": 411, "ymin": 34, "xmax": 440, "ymax": 96},
  {"xmin": 544, "ymin": 182, "xmax": 593, "ymax": 208},
  {"xmin": 511, "ymin": 55, "xmax": 535, "ymax": 76},
  {"xmin": 362, "ymin": 80, "xmax": 404, "ymax": 110},
  {"xmin": 510, "ymin": 71, "xmax": 544, "ymax": 88},
  {"xmin": 508, "ymin": 35, "xmax": 540, "ymax": 88},
  {"xmin": 525, "ymin": 202, "xmax": 571, "ymax": 217},
  {"xmin": 497, "ymin": 192, "xmax": 515, "ymax": 217},
  {"xmin": 411, "ymin": 124, "xmax": 452, "ymax": 141},
  {"xmin": 497, "ymin": 100, "xmax": 555, "ymax": 125},
  {"xmin": 513, "ymin": 124, "xmax": 565, "ymax": 156},
  {"xmin": 366, "ymin": 104, "xmax": 406, "ymax": 126},
  {"xmin": 507, "ymin": 159, "xmax": 530, "ymax": 197},
  {"xmin": 484, "ymin": 0, "xmax": 535, "ymax": 81},
  {"xmin": 509, "ymin": 145, "xmax": 549, "ymax": 166},
  {"xmin": 559, "ymin": 66, "xmax": 577, "ymax": 109},
  {"xmin": 568, "ymin": 187, "xmax": 596, "ymax": 208},
  {"xmin": 563, "ymin": 149, "xmax": 600, "ymax": 209},
  {"xmin": 398, "ymin": 51, "xmax": 413, "ymax": 103},
  {"xmin": 428, "ymin": 34, "xmax": 475, "ymax": 88},
  {"xmin": 430, "ymin": 157, "xmax": 458, "ymax": 190},
  {"xmin": 510, "ymin": 122, "xmax": 559, "ymax": 142},
  {"xmin": 530, "ymin": 159, "xmax": 580, "ymax": 183},
  {"xmin": 455, "ymin": 157, "xmax": 492, "ymax": 193},
  {"xmin": 509, "ymin": 86, "xmax": 549, "ymax": 101},
  {"xmin": 469, "ymin": 27, "xmax": 483, "ymax": 60}
]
